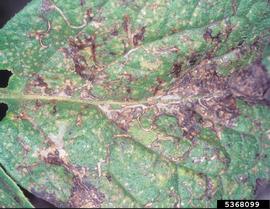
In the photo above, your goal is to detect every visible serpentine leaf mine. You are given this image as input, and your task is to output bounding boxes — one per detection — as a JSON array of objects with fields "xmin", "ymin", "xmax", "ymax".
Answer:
[{"xmin": 0, "ymin": 0, "xmax": 270, "ymax": 208}]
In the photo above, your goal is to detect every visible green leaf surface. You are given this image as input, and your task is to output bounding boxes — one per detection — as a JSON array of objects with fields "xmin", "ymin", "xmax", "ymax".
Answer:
[
  {"xmin": 0, "ymin": 167, "xmax": 33, "ymax": 208},
  {"xmin": 0, "ymin": 0, "xmax": 270, "ymax": 208}
]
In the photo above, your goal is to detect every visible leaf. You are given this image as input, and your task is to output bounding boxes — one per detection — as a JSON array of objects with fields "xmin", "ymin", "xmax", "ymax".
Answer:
[
  {"xmin": 0, "ymin": 167, "xmax": 33, "ymax": 208},
  {"xmin": 0, "ymin": 0, "xmax": 270, "ymax": 208}
]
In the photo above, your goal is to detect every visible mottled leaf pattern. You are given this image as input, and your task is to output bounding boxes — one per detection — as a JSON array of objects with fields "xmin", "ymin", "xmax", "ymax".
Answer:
[{"xmin": 0, "ymin": 0, "xmax": 270, "ymax": 208}]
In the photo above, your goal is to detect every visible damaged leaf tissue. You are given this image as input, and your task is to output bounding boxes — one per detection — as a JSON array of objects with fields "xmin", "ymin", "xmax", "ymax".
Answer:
[{"xmin": 0, "ymin": 0, "xmax": 270, "ymax": 208}]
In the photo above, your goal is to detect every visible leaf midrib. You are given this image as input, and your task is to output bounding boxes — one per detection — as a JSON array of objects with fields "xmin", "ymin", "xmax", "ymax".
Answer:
[{"xmin": 0, "ymin": 90, "xmax": 226, "ymax": 106}]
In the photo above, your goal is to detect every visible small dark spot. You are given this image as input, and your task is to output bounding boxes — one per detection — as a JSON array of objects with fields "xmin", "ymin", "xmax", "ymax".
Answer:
[
  {"xmin": 133, "ymin": 26, "xmax": 146, "ymax": 46},
  {"xmin": 152, "ymin": 77, "xmax": 164, "ymax": 95},
  {"xmin": 188, "ymin": 52, "xmax": 200, "ymax": 66},
  {"xmin": 203, "ymin": 28, "xmax": 213, "ymax": 42},
  {"xmin": 52, "ymin": 105, "xmax": 57, "ymax": 114},
  {"xmin": 106, "ymin": 174, "xmax": 112, "ymax": 182},
  {"xmin": 170, "ymin": 62, "xmax": 182, "ymax": 78},
  {"xmin": 126, "ymin": 87, "xmax": 131, "ymax": 94},
  {"xmin": 122, "ymin": 15, "xmax": 130, "ymax": 33},
  {"xmin": 109, "ymin": 51, "xmax": 117, "ymax": 56},
  {"xmin": 203, "ymin": 28, "xmax": 223, "ymax": 44},
  {"xmin": 111, "ymin": 28, "xmax": 119, "ymax": 36},
  {"xmin": 237, "ymin": 40, "xmax": 244, "ymax": 47},
  {"xmin": 35, "ymin": 100, "xmax": 43, "ymax": 109},
  {"xmin": 212, "ymin": 32, "xmax": 222, "ymax": 44},
  {"xmin": 80, "ymin": 0, "xmax": 85, "ymax": 6},
  {"xmin": 0, "ymin": 103, "xmax": 8, "ymax": 121},
  {"xmin": 0, "ymin": 70, "xmax": 13, "ymax": 88}
]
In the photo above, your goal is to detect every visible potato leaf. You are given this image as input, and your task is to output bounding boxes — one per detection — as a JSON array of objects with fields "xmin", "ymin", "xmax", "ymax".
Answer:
[
  {"xmin": 0, "ymin": 0, "xmax": 270, "ymax": 208},
  {"xmin": 0, "ymin": 167, "xmax": 33, "ymax": 208}
]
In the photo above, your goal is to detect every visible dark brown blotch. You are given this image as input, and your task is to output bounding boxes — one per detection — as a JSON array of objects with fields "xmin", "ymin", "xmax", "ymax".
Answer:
[
  {"xmin": 122, "ymin": 15, "xmax": 130, "ymax": 33},
  {"xmin": 203, "ymin": 28, "xmax": 213, "ymax": 42},
  {"xmin": 229, "ymin": 63, "xmax": 270, "ymax": 105},
  {"xmin": 170, "ymin": 62, "xmax": 182, "ymax": 78},
  {"xmin": 32, "ymin": 73, "xmax": 48, "ymax": 88},
  {"xmin": 133, "ymin": 26, "xmax": 146, "ymax": 46}
]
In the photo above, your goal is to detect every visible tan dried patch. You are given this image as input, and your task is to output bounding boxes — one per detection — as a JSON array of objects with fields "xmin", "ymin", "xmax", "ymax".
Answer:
[
  {"xmin": 100, "ymin": 61, "xmax": 270, "ymax": 140},
  {"xmin": 16, "ymin": 113, "xmax": 105, "ymax": 208},
  {"xmin": 99, "ymin": 104, "xmax": 147, "ymax": 130},
  {"xmin": 168, "ymin": 61, "xmax": 227, "ymax": 97},
  {"xmin": 69, "ymin": 177, "xmax": 105, "ymax": 208}
]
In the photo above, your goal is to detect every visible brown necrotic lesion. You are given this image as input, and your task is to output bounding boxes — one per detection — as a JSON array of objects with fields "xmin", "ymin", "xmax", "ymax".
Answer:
[
  {"xmin": 60, "ymin": 34, "xmax": 99, "ymax": 81},
  {"xmin": 29, "ymin": 0, "xmax": 94, "ymax": 49},
  {"xmin": 28, "ymin": 16, "xmax": 51, "ymax": 49},
  {"xmin": 42, "ymin": 0, "xmax": 93, "ymax": 29}
]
